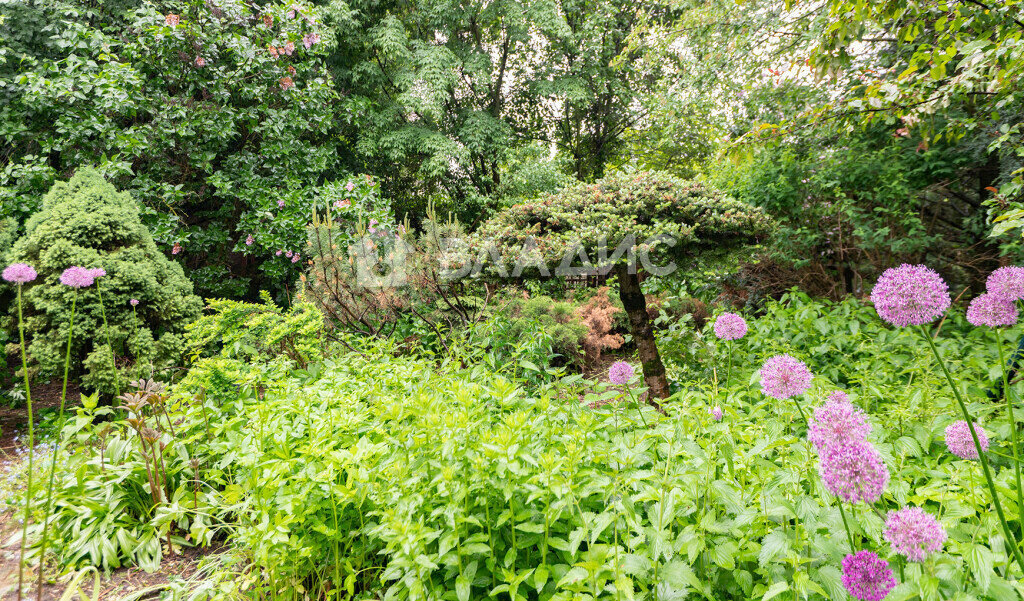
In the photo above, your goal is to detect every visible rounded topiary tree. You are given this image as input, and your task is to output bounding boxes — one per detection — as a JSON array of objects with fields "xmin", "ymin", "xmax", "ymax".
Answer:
[
  {"xmin": 472, "ymin": 171, "xmax": 773, "ymax": 399},
  {"xmin": 3, "ymin": 167, "xmax": 202, "ymax": 392}
]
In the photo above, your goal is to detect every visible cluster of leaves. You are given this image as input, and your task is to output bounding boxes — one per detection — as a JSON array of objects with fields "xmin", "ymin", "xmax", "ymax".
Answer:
[
  {"xmin": 0, "ymin": 0, "xmax": 344, "ymax": 297},
  {"xmin": 471, "ymin": 171, "xmax": 773, "ymax": 277},
  {"xmin": 23, "ymin": 289, "xmax": 1024, "ymax": 601},
  {"xmin": 2, "ymin": 168, "xmax": 202, "ymax": 395}
]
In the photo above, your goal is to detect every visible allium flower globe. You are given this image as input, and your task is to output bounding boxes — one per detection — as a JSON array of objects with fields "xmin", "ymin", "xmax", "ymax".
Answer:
[
  {"xmin": 884, "ymin": 506, "xmax": 946, "ymax": 562},
  {"xmin": 827, "ymin": 390, "xmax": 850, "ymax": 404},
  {"xmin": 608, "ymin": 361, "xmax": 634, "ymax": 385},
  {"xmin": 59, "ymin": 266, "xmax": 95, "ymax": 288},
  {"xmin": 130, "ymin": 299, "xmax": 140, "ymax": 307},
  {"xmin": 841, "ymin": 551, "xmax": 897, "ymax": 601},
  {"xmin": 88, "ymin": 267, "xmax": 106, "ymax": 279},
  {"xmin": 945, "ymin": 420, "xmax": 989, "ymax": 460},
  {"xmin": 710, "ymin": 406, "xmax": 723, "ymax": 421},
  {"xmin": 2, "ymin": 263, "xmax": 37, "ymax": 284},
  {"xmin": 986, "ymin": 266, "xmax": 1024, "ymax": 301},
  {"xmin": 807, "ymin": 397, "xmax": 870, "ymax": 451},
  {"xmin": 713, "ymin": 312, "xmax": 748, "ymax": 340},
  {"xmin": 818, "ymin": 439, "xmax": 889, "ymax": 504},
  {"xmin": 870, "ymin": 264, "xmax": 950, "ymax": 327},
  {"xmin": 759, "ymin": 354, "xmax": 813, "ymax": 399},
  {"xmin": 966, "ymin": 293, "xmax": 1018, "ymax": 327}
]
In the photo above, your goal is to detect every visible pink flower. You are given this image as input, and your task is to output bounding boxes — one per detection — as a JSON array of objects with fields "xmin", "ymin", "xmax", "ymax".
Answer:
[
  {"xmin": 608, "ymin": 361, "xmax": 634, "ymax": 385},
  {"xmin": 276, "ymin": 250, "xmax": 283, "ymax": 256},
  {"xmin": 303, "ymin": 33, "xmax": 321, "ymax": 49},
  {"xmin": 279, "ymin": 76, "xmax": 294, "ymax": 90},
  {"xmin": 713, "ymin": 312, "xmax": 747, "ymax": 340},
  {"xmin": 841, "ymin": 551, "xmax": 897, "ymax": 601},
  {"xmin": 245, "ymin": 234, "xmax": 254, "ymax": 246},
  {"xmin": 291, "ymin": 253, "xmax": 300, "ymax": 263},
  {"xmin": 194, "ymin": 56, "xmax": 205, "ymax": 67},
  {"xmin": 808, "ymin": 396, "xmax": 870, "ymax": 451},
  {"xmin": 285, "ymin": 250, "xmax": 293, "ymax": 258},
  {"xmin": 819, "ymin": 439, "xmax": 889, "ymax": 504},
  {"xmin": 759, "ymin": 354, "xmax": 813, "ymax": 399},
  {"xmin": 88, "ymin": 267, "xmax": 106, "ymax": 279},
  {"xmin": 60, "ymin": 266, "xmax": 95, "ymax": 288},
  {"xmin": 827, "ymin": 390, "xmax": 849, "ymax": 403},
  {"xmin": 987, "ymin": 266, "xmax": 1024, "ymax": 301},
  {"xmin": 277, "ymin": 199, "xmax": 286, "ymax": 208},
  {"xmin": 710, "ymin": 406, "xmax": 723, "ymax": 421},
  {"xmin": 130, "ymin": 299, "xmax": 140, "ymax": 307},
  {"xmin": 165, "ymin": 14, "xmax": 179, "ymax": 26},
  {"xmin": 287, "ymin": 9, "xmax": 296, "ymax": 18},
  {"xmin": 345, "ymin": 181, "xmax": 355, "ymax": 192},
  {"xmin": 283, "ymin": 41, "xmax": 295, "ymax": 55},
  {"xmin": 884, "ymin": 507, "xmax": 946, "ymax": 562},
  {"xmin": 967, "ymin": 292, "xmax": 1018, "ymax": 327},
  {"xmin": 945, "ymin": 420, "xmax": 989, "ymax": 460},
  {"xmin": 172, "ymin": 242, "xmax": 182, "ymax": 255},
  {"xmin": 2, "ymin": 263, "xmax": 37, "ymax": 284},
  {"xmin": 870, "ymin": 264, "xmax": 950, "ymax": 327}
]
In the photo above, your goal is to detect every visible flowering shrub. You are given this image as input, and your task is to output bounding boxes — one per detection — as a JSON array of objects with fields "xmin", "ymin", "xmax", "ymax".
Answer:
[
  {"xmin": 2, "ymin": 168, "xmax": 201, "ymax": 394},
  {"xmin": 0, "ymin": 0, "xmax": 341, "ymax": 296}
]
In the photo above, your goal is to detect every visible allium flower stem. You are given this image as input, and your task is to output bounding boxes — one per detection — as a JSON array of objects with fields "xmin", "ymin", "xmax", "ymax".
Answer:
[
  {"xmin": 624, "ymin": 384, "xmax": 648, "ymax": 429},
  {"xmin": 36, "ymin": 292, "xmax": 76, "ymax": 598},
  {"xmin": 837, "ymin": 500, "xmax": 856, "ymax": 552},
  {"xmin": 15, "ymin": 285, "xmax": 35, "ymax": 601},
  {"xmin": 95, "ymin": 283, "xmax": 120, "ymax": 396},
  {"xmin": 996, "ymin": 328, "xmax": 1024, "ymax": 529},
  {"xmin": 920, "ymin": 325, "xmax": 1024, "ymax": 574}
]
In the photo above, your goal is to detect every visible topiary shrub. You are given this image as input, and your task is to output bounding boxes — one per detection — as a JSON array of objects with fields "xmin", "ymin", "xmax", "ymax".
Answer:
[{"xmin": 3, "ymin": 167, "xmax": 202, "ymax": 394}]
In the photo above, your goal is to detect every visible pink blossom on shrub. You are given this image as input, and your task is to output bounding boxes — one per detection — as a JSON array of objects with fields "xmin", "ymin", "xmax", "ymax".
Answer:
[
  {"xmin": 245, "ymin": 234, "xmax": 254, "ymax": 246},
  {"xmin": 713, "ymin": 312, "xmax": 747, "ymax": 340},
  {"xmin": 870, "ymin": 264, "xmax": 950, "ymax": 327},
  {"xmin": 710, "ymin": 406, "xmax": 723, "ymax": 421},
  {"xmin": 165, "ymin": 14, "xmax": 179, "ymax": 26},
  {"xmin": 966, "ymin": 292, "xmax": 1018, "ymax": 327},
  {"xmin": 945, "ymin": 420, "xmax": 989, "ymax": 460},
  {"xmin": 759, "ymin": 354, "xmax": 812, "ymax": 399},
  {"xmin": 841, "ymin": 551, "xmax": 897, "ymax": 601},
  {"xmin": 884, "ymin": 506, "xmax": 946, "ymax": 562}
]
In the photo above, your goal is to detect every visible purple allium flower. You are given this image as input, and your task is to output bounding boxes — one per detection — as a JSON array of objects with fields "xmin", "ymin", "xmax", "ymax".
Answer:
[
  {"xmin": 827, "ymin": 390, "xmax": 850, "ymax": 403},
  {"xmin": 2, "ymin": 263, "xmax": 37, "ymax": 284},
  {"xmin": 245, "ymin": 234, "xmax": 254, "ymax": 246},
  {"xmin": 130, "ymin": 299, "xmax": 139, "ymax": 307},
  {"xmin": 808, "ymin": 397, "xmax": 870, "ymax": 451},
  {"xmin": 841, "ymin": 551, "xmax": 897, "ymax": 601},
  {"xmin": 59, "ymin": 266, "xmax": 95, "ymax": 288},
  {"xmin": 759, "ymin": 354, "xmax": 813, "ymax": 399},
  {"xmin": 987, "ymin": 266, "xmax": 1024, "ymax": 301},
  {"xmin": 713, "ymin": 312, "xmax": 748, "ymax": 340},
  {"xmin": 966, "ymin": 292, "xmax": 1018, "ymax": 328},
  {"xmin": 884, "ymin": 506, "xmax": 946, "ymax": 562},
  {"xmin": 945, "ymin": 420, "xmax": 989, "ymax": 460},
  {"xmin": 870, "ymin": 264, "xmax": 950, "ymax": 327},
  {"xmin": 710, "ymin": 406, "xmax": 723, "ymax": 421},
  {"xmin": 819, "ymin": 439, "xmax": 889, "ymax": 504},
  {"xmin": 88, "ymin": 267, "xmax": 106, "ymax": 278},
  {"xmin": 608, "ymin": 361, "xmax": 634, "ymax": 385}
]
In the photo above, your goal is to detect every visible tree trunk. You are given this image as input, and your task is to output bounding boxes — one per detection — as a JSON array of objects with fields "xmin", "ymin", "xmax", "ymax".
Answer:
[{"xmin": 615, "ymin": 264, "xmax": 671, "ymax": 401}]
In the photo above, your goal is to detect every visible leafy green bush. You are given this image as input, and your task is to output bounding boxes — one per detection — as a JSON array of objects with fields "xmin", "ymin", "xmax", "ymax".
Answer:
[{"xmin": 3, "ymin": 167, "xmax": 202, "ymax": 394}]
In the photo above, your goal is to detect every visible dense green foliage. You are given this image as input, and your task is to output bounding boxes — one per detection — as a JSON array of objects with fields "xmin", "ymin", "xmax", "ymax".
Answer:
[
  {"xmin": 14, "ymin": 293, "xmax": 1024, "ymax": 600},
  {"xmin": 3, "ymin": 168, "xmax": 201, "ymax": 392}
]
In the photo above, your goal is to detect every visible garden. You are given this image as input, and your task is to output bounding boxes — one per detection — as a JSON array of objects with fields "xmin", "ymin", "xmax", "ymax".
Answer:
[{"xmin": 1, "ymin": 0, "xmax": 1024, "ymax": 600}]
